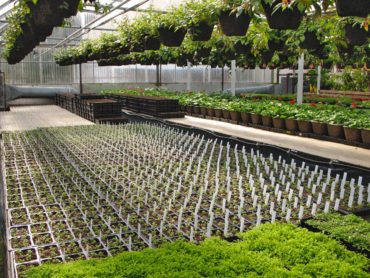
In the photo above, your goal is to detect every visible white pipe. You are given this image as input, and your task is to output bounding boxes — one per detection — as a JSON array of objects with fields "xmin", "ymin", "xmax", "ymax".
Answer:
[
  {"xmin": 187, "ymin": 61, "xmax": 191, "ymax": 92},
  {"xmin": 317, "ymin": 65, "xmax": 321, "ymax": 95},
  {"xmin": 231, "ymin": 60, "xmax": 236, "ymax": 96},
  {"xmin": 297, "ymin": 53, "xmax": 304, "ymax": 105}
]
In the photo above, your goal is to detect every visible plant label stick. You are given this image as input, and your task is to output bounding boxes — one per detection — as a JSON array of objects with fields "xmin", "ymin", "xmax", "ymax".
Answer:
[
  {"xmin": 285, "ymin": 208, "xmax": 291, "ymax": 222},
  {"xmin": 128, "ymin": 236, "xmax": 132, "ymax": 251},
  {"xmin": 298, "ymin": 186, "xmax": 304, "ymax": 199},
  {"xmin": 294, "ymin": 197, "xmax": 299, "ymax": 209},
  {"xmin": 224, "ymin": 209, "xmax": 230, "ymax": 237},
  {"xmin": 298, "ymin": 205, "xmax": 304, "ymax": 220},
  {"xmin": 277, "ymin": 191, "xmax": 282, "ymax": 203},
  {"xmin": 253, "ymin": 195, "xmax": 258, "ymax": 208},
  {"xmin": 240, "ymin": 217, "xmax": 245, "ymax": 233},
  {"xmin": 334, "ymin": 198, "xmax": 340, "ymax": 211},
  {"xmin": 315, "ymin": 188, "xmax": 323, "ymax": 203},
  {"xmin": 324, "ymin": 201, "xmax": 330, "ymax": 213},
  {"xmin": 311, "ymin": 203, "xmax": 317, "ymax": 216},
  {"xmin": 270, "ymin": 201, "xmax": 275, "ymax": 215},
  {"xmin": 348, "ymin": 191, "xmax": 354, "ymax": 208},
  {"xmin": 358, "ymin": 176, "xmax": 363, "ymax": 187},
  {"xmin": 306, "ymin": 195, "xmax": 312, "ymax": 208},
  {"xmin": 265, "ymin": 193, "xmax": 270, "ymax": 205}
]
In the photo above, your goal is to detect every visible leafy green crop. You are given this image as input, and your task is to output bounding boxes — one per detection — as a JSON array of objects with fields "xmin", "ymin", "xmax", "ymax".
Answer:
[
  {"xmin": 101, "ymin": 88, "xmax": 370, "ymax": 129},
  {"xmin": 306, "ymin": 213, "xmax": 370, "ymax": 253},
  {"xmin": 26, "ymin": 224, "xmax": 369, "ymax": 278}
]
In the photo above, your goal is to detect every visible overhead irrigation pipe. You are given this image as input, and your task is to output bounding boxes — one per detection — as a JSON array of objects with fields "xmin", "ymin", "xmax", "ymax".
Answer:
[
  {"xmin": 68, "ymin": 0, "xmax": 150, "ymax": 42},
  {"xmin": 38, "ymin": 0, "xmax": 133, "ymax": 57}
]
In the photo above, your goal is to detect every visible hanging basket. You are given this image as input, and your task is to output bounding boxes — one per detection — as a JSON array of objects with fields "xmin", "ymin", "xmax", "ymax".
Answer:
[
  {"xmin": 97, "ymin": 59, "xmax": 123, "ymax": 67},
  {"xmin": 262, "ymin": 1, "xmax": 304, "ymax": 30},
  {"xmin": 62, "ymin": 0, "xmax": 80, "ymax": 18},
  {"xmin": 345, "ymin": 24, "xmax": 369, "ymax": 45},
  {"xmin": 335, "ymin": 0, "xmax": 370, "ymax": 17},
  {"xmin": 193, "ymin": 47, "xmax": 212, "ymax": 61},
  {"xmin": 261, "ymin": 50, "xmax": 274, "ymax": 64},
  {"xmin": 158, "ymin": 26, "xmax": 187, "ymax": 47},
  {"xmin": 322, "ymin": 60, "xmax": 334, "ymax": 69},
  {"xmin": 144, "ymin": 36, "xmax": 161, "ymax": 51},
  {"xmin": 218, "ymin": 9, "xmax": 251, "ymax": 36},
  {"xmin": 268, "ymin": 39, "xmax": 285, "ymax": 51},
  {"xmin": 234, "ymin": 41, "xmax": 251, "ymax": 54},
  {"xmin": 300, "ymin": 31, "xmax": 322, "ymax": 50},
  {"xmin": 188, "ymin": 21, "xmax": 214, "ymax": 42},
  {"xmin": 20, "ymin": 20, "xmax": 38, "ymax": 45},
  {"xmin": 28, "ymin": 0, "xmax": 65, "ymax": 28},
  {"xmin": 130, "ymin": 42, "xmax": 145, "ymax": 53}
]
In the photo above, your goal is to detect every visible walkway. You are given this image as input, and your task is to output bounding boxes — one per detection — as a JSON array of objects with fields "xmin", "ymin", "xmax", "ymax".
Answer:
[
  {"xmin": 169, "ymin": 116, "xmax": 370, "ymax": 168},
  {"xmin": 0, "ymin": 105, "xmax": 93, "ymax": 132}
]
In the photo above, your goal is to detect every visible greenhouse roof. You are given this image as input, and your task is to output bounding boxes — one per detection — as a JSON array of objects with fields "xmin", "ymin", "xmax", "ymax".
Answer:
[{"xmin": 0, "ymin": 0, "xmax": 178, "ymax": 48}]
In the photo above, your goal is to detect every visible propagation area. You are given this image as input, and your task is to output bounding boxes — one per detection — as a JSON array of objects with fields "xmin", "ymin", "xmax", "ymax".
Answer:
[{"xmin": 1, "ymin": 122, "xmax": 369, "ymax": 277}]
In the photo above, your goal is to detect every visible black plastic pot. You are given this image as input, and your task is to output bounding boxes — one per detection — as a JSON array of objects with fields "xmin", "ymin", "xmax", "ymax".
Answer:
[
  {"xmin": 300, "ymin": 31, "xmax": 322, "ymax": 50},
  {"xmin": 20, "ymin": 21, "xmax": 38, "ymax": 45},
  {"xmin": 219, "ymin": 9, "xmax": 251, "ymax": 36},
  {"xmin": 158, "ymin": 26, "xmax": 187, "ymax": 47},
  {"xmin": 261, "ymin": 50, "xmax": 274, "ymax": 64},
  {"xmin": 344, "ymin": 127, "xmax": 362, "ymax": 142},
  {"xmin": 144, "ymin": 36, "xmax": 161, "ymax": 51},
  {"xmin": 268, "ymin": 39, "xmax": 285, "ymax": 51},
  {"xmin": 188, "ymin": 21, "xmax": 214, "ymax": 42},
  {"xmin": 97, "ymin": 59, "xmax": 123, "ymax": 67},
  {"xmin": 28, "ymin": 0, "xmax": 65, "ymax": 28},
  {"xmin": 335, "ymin": 0, "xmax": 370, "ymax": 17},
  {"xmin": 234, "ymin": 41, "xmax": 251, "ymax": 54},
  {"xmin": 62, "ymin": 0, "xmax": 80, "ymax": 18},
  {"xmin": 345, "ymin": 24, "xmax": 369, "ymax": 46},
  {"xmin": 322, "ymin": 60, "xmax": 334, "ymax": 69},
  {"xmin": 262, "ymin": 0, "xmax": 304, "ymax": 30},
  {"xmin": 193, "ymin": 47, "xmax": 212, "ymax": 61}
]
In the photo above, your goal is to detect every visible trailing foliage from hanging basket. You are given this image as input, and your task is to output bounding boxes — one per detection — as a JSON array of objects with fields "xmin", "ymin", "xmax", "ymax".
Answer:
[
  {"xmin": 2, "ymin": 3, "xmax": 36, "ymax": 64},
  {"xmin": 185, "ymin": 0, "xmax": 217, "ymax": 41},
  {"xmin": 118, "ymin": 13, "xmax": 161, "ymax": 52},
  {"xmin": 156, "ymin": 5, "xmax": 188, "ymax": 47},
  {"xmin": 90, "ymin": 33, "xmax": 130, "ymax": 60},
  {"xmin": 345, "ymin": 23, "xmax": 369, "ymax": 46},
  {"xmin": 2, "ymin": 0, "xmax": 107, "ymax": 64}
]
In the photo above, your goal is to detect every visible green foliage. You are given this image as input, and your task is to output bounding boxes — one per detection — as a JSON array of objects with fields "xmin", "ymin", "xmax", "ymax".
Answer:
[
  {"xmin": 184, "ymin": 0, "xmax": 219, "ymax": 25},
  {"xmin": 117, "ymin": 12, "xmax": 159, "ymax": 48},
  {"xmin": 102, "ymin": 88, "xmax": 370, "ymax": 129},
  {"xmin": 26, "ymin": 224, "xmax": 369, "ymax": 278},
  {"xmin": 306, "ymin": 213, "xmax": 370, "ymax": 252},
  {"xmin": 333, "ymin": 68, "xmax": 369, "ymax": 92},
  {"xmin": 156, "ymin": 5, "xmax": 187, "ymax": 30}
]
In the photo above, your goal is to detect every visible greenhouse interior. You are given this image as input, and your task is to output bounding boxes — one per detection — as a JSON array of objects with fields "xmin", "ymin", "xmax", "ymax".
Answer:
[{"xmin": 0, "ymin": 0, "xmax": 369, "ymax": 277}]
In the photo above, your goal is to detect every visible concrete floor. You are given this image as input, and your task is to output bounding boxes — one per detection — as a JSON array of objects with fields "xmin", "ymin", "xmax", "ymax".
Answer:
[
  {"xmin": 169, "ymin": 116, "xmax": 370, "ymax": 169},
  {"xmin": 0, "ymin": 105, "xmax": 93, "ymax": 132}
]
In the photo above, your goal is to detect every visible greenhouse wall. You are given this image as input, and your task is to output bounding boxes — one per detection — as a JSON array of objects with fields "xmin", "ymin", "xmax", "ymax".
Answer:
[{"xmin": 1, "ymin": 55, "xmax": 275, "ymax": 92}]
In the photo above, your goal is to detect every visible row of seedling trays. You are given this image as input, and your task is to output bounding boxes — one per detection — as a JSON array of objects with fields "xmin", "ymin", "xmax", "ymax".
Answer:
[
  {"xmin": 1, "ymin": 123, "xmax": 369, "ymax": 277},
  {"xmin": 107, "ymin": 94, "xmax": 185, "ymax": 118},
  {"xmin": 55, "ymin": 93, "xmax": 122, "ymax": 122}
]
